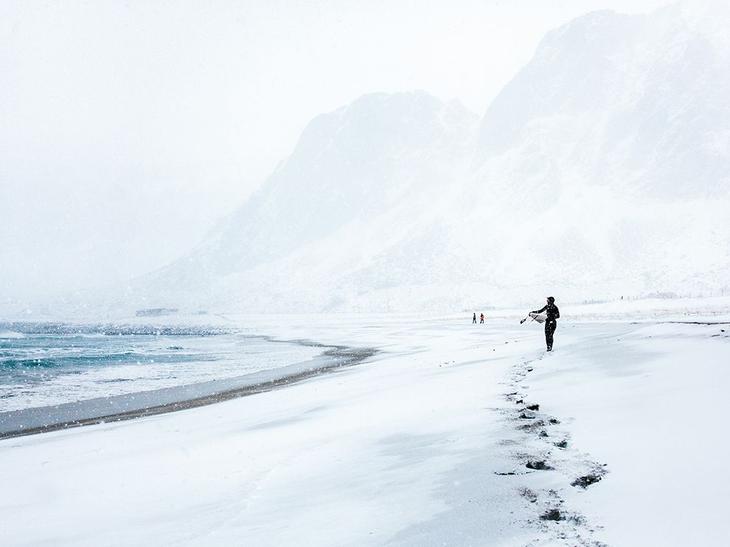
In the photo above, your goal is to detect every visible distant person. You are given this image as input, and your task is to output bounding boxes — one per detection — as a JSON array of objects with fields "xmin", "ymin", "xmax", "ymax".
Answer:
[
  {"xmin": 531, "ymin": 296, "xmax": 560, "ymax": 351},
  {"xmin": 480, "ymin": 313, "xmax": 485, "ymax": 324},
  {"xmin": 473, "ymin": 312, "xmax": 477, "ymax": 324}
]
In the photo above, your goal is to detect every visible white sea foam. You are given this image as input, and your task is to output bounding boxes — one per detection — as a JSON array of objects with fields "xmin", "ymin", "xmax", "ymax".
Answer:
[{"xmin": 0, "ymin": 330, "xmax": 322, "ymax": 413}]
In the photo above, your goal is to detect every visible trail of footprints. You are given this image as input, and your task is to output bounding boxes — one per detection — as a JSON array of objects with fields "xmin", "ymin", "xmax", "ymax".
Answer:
[{"xmin": 496, "ymin": 356, "xmax": 609, "ymax": 547}]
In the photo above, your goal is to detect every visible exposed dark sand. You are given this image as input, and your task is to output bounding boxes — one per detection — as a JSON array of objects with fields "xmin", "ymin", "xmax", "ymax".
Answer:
[{"xmin": 0, "ymin": 345, "xmax": 377, "ymax": 440}]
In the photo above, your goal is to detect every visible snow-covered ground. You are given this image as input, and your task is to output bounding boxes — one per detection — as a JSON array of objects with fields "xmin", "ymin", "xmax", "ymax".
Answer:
[{"xmin": 1, "ymin": 300, "xmax": 729, "ymax": 546}]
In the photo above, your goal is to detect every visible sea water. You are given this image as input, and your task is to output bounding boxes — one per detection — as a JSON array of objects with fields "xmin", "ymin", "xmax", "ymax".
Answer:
[{"xmin": 0, "ymin": 322, "xmax": 322, "ymax": 415}]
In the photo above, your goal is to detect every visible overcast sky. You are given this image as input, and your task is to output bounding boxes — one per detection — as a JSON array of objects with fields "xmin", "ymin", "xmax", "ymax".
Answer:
[{"xmin": 1, "ymin": 0, "xmax": 669, "ymax": 303}]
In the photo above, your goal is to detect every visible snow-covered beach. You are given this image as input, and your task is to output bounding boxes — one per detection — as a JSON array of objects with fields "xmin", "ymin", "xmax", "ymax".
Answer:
[
  {"xmin": 2, "ymin": 299, "xmax": 729, "ymax": 546},
  {"xmin": 5, "ymin": 1, "xmax": 730, "ymax": 545}
]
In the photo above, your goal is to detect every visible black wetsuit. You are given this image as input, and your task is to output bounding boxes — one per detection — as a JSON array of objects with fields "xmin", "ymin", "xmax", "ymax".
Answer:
[{"xmin": 533, "ymin": 303, "xmax": 560, "ymax": 350}]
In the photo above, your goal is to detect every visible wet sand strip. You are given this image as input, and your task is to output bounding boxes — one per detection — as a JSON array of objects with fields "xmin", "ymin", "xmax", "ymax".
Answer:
[{"xmin": 0, "ymin": 345, "xmax": 377, "ymax": 441}]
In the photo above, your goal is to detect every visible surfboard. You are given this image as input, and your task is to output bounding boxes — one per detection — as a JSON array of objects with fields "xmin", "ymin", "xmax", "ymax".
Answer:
[{"xmin": 529, "ymin": 312, "xmax": 547, "ymax": 324}]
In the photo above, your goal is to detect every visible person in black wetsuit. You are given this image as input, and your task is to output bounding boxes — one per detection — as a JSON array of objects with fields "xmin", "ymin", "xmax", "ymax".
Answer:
[{"xmin": 532, "ymin": 296, "xmax": 560, "ymax": 351}]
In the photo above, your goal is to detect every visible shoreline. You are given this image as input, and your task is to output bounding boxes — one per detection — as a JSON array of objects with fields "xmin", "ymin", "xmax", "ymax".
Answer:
[
  {"xmin": 2, "ymin": 316, "xmax": 729, "ymax": 545},
  {"xmin": 0, "ymin": 344, "xmax": 377, "ymax": 441}
]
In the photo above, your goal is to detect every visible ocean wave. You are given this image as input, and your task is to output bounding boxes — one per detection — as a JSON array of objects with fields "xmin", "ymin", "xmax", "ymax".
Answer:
[{"xmin": 0, "ymin": 331, "xmax": 25, "ymax": 339}]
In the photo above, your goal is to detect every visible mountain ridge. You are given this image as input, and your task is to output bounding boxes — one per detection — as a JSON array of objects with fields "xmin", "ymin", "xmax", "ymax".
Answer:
[{"xmin": 121, "ymin": 4, "xmax": 730, "ymax": 313}]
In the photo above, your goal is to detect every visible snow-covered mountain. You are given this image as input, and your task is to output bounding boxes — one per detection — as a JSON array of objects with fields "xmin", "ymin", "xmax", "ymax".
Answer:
[
  {"xmin": 129, "ymin": 2, "xmax": 730, "ymax": 313},
  {"xmin": 133, "ymin": 92, "xmax": 480, "ymax": 311},
  {"xmin": 468, "ymin": 2, "xmax": 730, "ymax": 300}
]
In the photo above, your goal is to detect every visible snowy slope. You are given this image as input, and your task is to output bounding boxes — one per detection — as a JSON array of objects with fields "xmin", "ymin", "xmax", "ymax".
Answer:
[
  {"xmin": 469, "ymin": 2, "xmax": 730, "ymax": 300},
  {"xmin": 132, "ymin": 91, "xmax": 480, "ymax": 312},
  {"xmin": 478, "ymin": 5, "xmax": 730, "ymax": 200},
  {"xmin": 125, "ymin": 2, "xmax": 730, "ymax": 314}
]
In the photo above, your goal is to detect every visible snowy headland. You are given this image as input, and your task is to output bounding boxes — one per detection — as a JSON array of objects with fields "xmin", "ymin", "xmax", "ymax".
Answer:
[{"xmin": 2, "ymin": 299, "xmax": 729, "ymax": 546}]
